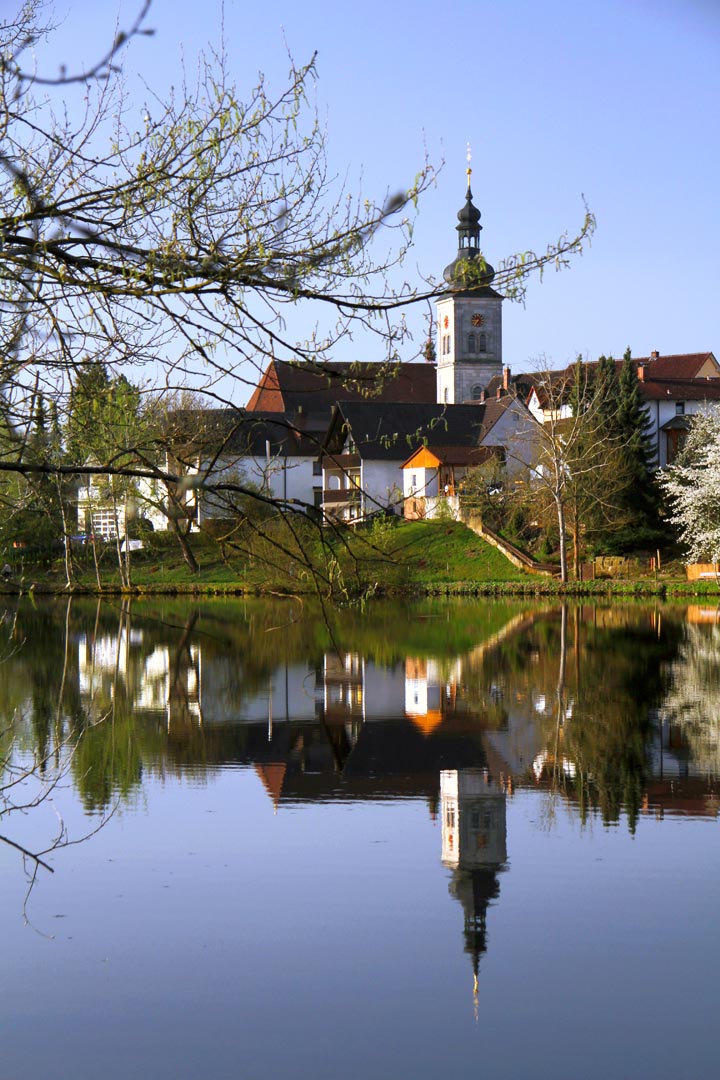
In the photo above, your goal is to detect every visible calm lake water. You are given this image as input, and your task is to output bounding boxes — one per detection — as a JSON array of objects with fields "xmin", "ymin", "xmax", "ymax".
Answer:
[{"xmin": 1, "ymin": 596, "xmax": 718, "ymax": 1079}]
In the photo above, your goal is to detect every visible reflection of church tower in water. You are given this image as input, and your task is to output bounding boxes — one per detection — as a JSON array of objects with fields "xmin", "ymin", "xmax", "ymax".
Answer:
[{"xmin": 441, "ymin": 769, "xmax": 507, "ymax": 992}]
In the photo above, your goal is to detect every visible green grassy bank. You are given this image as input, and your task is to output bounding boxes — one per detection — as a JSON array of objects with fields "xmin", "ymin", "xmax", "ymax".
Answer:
[{"xmin": 0, "ymin": 519, "xmax": 709, "ymax": 599}]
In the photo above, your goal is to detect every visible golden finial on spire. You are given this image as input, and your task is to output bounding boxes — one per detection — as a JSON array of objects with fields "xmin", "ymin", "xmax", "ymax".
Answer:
[{"xmin": 466, "ymin": 142, "xmax": 472, "ymax": 185}]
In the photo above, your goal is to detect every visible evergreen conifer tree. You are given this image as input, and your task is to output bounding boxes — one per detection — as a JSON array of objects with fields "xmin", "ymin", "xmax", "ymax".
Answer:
[{"xmin": 611, "ymin": 348, "xmax": 663, "ymax": 550}]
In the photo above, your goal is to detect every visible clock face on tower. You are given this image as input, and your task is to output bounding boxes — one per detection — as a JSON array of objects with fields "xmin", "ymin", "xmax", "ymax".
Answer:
[{"xmin": 471, "ymin": 313, "xmax": 485, "ymax": 327}]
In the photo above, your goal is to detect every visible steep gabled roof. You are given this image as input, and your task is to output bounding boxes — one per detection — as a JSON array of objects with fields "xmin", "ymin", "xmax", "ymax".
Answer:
[
  {"xmin": 402, "ymin": 444, "xmax": 500, "ymax": 469},
  {"xmin": 640, "ymin": 352, "xmax": 718, "ymax": 379},
  {"xmin": 323, "ymin": 397, "xmax": 522, "ymax": 461},
  {"xmin": 165, "ymin": 407, "xmax": 318, "ymax": 460},
  {"xmin": 245, "ymin": 359, "xmax": 437, "ymax": 415},
  {"xmin": 639, "ymin": 379, "xmax": 720, "ymax": 402},
  {"xmin": 515, "ymin": 352, "xmax": 719, "ymax": 407}
]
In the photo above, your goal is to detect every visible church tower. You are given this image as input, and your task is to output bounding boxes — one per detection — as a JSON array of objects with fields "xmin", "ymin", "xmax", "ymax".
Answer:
[{"xmin": 436, "ymin": 154, "xmax": 504, "ymax": 404}]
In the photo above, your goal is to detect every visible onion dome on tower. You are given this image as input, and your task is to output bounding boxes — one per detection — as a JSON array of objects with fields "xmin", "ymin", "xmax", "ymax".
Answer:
[{"xmin": 443, "ymin": 148, "xmax": 495, "ymax": 289}]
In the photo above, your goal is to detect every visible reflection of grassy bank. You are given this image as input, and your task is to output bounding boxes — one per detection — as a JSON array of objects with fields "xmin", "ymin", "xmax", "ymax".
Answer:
[
  {"xmin": 0, "ymin": 519, "xmax": 706, "ymax": 597},
  {"xmin": 2, "ymin": 595, "xmax": 544, "ymax": 813},
  {"xmin": 2, "ymin": 597, "xmax": 707, "ymax": 824}
]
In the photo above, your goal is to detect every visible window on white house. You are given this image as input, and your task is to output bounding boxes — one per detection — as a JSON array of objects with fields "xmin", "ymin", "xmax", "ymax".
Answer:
[
  {"xmin": 313, "ymin": 460, "xmax": 322, "ymax": 475},
  {"xmin": 676, "ymin": 401, "xmax": 685, "ymax": 415},
  {"xmin": 91, "ymin": 508, "xmax": 120, "ymax": 540}
]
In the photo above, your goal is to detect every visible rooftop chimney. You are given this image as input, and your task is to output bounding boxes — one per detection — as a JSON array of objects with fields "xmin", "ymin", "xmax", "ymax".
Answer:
[
  {"xmin": 496, "ymin": 386, "xmax": 502, "ymax": 399},
  {"xmin": 650, "ymin": 350, "xmax": 660, "ymax": 361},
  {"xmin": 638, "ymin": 363, "xmax": 645, "ymax": 381},
  {"xmin": 479, "ymin": 388, "xmax": 486, "ymax": 404},
  {"xmin": 503, "ymin": 365, "xmax": 511, "ymax": 391}
]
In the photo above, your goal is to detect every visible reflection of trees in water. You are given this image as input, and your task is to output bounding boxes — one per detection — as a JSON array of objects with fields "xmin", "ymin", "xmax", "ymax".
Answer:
[
  {"xmin": 0, "ymin": 599, "xmax": 97, "ymax": 887},
  {"xmin": 657, "ymin": 622, "xmax": 720, "ymax": 776},
  {"xmin": 0, "ymin": 597, "xmax": 702, "ymax": 839},
  {"xmin": 476, "ymin": 606, "xmax": 686, "ymax": 829}
]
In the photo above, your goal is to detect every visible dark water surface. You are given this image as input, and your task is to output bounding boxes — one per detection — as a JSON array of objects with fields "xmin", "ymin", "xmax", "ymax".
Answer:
[{"xmin": 1, "ymin": 597, "xmax": 718, "ymax": 1079}]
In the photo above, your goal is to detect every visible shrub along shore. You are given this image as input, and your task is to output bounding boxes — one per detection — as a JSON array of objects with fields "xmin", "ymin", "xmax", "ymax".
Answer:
[{"xmin": 0, "ymin": 520, "xmax": 711, "ymax": 599}]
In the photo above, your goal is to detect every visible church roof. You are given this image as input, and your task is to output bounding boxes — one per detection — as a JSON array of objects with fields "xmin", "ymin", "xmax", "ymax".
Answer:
[{"xmin": 245, "ymin": 359, "xmax": 437, "ymax": 418}]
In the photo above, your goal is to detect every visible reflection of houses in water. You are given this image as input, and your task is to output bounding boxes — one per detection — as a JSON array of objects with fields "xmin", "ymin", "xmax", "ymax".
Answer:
[
  {"xmin": 441, "ymin": 769, "xmax": 507, "ymax": 989},
  {"xmin": 77, "ymin": 625, "xmax": 202, "ymax": 731},
  {"xmin": 78, "ymin": 626, "xmax": 143, "ymax": 699},
  {"xmin": 405, "ymin": 657, "xmax": 462, "ymax": 735},
  {"xmin": 322, "ymin": 652, "xmax": 365, "ymax": 724},
  {"xmin": 137, "ymin": 645, "xmax": 202, "ymax": 731}
]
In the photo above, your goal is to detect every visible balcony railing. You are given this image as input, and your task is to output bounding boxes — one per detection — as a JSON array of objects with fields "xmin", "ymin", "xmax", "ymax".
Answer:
[
  {"xmin": 322, "ymin": 453, "xmax": 361, "ymax": 470},
  {"xmin": 322, "ymin": 488, "xmax": 362, "ymax": 505}
]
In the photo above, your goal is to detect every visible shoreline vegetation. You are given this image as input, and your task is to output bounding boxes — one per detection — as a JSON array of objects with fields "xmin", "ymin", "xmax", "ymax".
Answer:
[{"xmin": 0, "ymin": 521, "xmax": 713, "ymax": 600}]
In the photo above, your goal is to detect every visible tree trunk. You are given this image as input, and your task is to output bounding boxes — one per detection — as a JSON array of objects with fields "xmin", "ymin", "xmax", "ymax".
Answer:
[
  {"xmin": 171, "ymin": 517, "xmax": 200, "ymax": 574},
  {"xmin": 555, "ymin": 494, "xmax": 568, "ymax": 583},
  {"xmin": 57, "ymin": 484, "xmax": 75, "ymax": 588},
  {"xmin": 572, "ymin": 519, "xmax": 580, "ymax": 580},
  {"xmin": 91, "ymin": 532, "xmax": 102, "ymax": 589},
  {"xmin": 111, "ymin": 490, "xmax": 129, "ymax": 588}
]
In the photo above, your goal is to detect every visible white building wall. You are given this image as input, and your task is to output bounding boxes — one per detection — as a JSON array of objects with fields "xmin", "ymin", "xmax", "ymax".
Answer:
[
  {"xmin": 361, "ymin": 460, "xmax": 405, "ymax": 515},
  {"xmin": 186, "ymin": 453, "xmax": 318, "ymax": 524},
  {"xmin": 243, "ymin": 454, "xmax": 317, "ymax": 508},
  {"xmin": 644, "ymin": 398, "xmax": 705, "ymax": 468},
  {"xmin": 403, "ymin": 464, "xmax": 439, "ymax": 501},
  {"xmin": 485, "ymin": 401, "xmax": 539, "ymax": 473}
]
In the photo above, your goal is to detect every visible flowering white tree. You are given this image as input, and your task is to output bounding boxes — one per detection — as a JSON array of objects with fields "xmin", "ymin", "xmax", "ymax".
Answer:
[{"xmin": 660, "ymin": 407, "xmax": 720, "ymax": 563}]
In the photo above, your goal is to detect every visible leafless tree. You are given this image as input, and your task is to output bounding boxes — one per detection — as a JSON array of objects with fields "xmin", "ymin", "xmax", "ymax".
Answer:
[{"xmin": 0, "ymin": 1, "xmax": 595, "ymax": 583}]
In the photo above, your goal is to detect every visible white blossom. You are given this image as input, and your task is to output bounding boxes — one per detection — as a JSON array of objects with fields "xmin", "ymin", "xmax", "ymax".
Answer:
[{"xmin": 660, "ymin": 407, "xmax": 720, "ymax": 563}]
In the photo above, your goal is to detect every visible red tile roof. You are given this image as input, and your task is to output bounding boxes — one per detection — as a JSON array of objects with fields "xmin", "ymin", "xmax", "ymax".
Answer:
[
  {"xmin": 245, "ymin": 359, "xmax": 437, "ymax": 415},
  {"xmin": 639, "ymin": 352, "xmax": 717, "ymax": 379},
  {"xmin": 517, "ymin": 352, "xmax": 719, "ymax": 406},
  {"xmin": 638, "ymin": 379, "xmax": 720, "ymax": 401}
]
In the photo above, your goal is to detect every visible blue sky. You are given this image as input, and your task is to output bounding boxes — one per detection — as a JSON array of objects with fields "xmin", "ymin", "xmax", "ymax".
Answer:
[{"xmin": 33, "ymin": 0, "xmax": 720, "ymax": 387}]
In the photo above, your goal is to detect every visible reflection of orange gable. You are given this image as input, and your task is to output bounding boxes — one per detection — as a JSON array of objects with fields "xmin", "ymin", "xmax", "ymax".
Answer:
[
  {"xmin": 405, "ymin": 657, "xmax": 428, "ymax": 680},
  {"xmin": 687, "ymin": 605, "xmax": 720, "ymax": 625},
  {"xmin": 254, "ymin": 763, "xmax": 287, "ymax": 807},
  {"xmin": 407, "ymin": 709, "xmax": 443, "ymax": 736}
]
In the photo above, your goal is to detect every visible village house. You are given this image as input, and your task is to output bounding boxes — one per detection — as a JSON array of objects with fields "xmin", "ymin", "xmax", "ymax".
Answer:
[
  {"xmin": 523, "ymin": 351, "xmax": 720, "ymax": 467},
  {"xmin": 77, "ymin": 407, "xmax": 323, "ymax": 539},
  {"xmin": 401, "ymin": 392, "xmax": 534, "ymax": 521},
  {"xmin": 320, "ymin": 395, "xmax": 534, "ymax": 524},
  {"xmin": 160, "ymin": 407, "xmax": 322, "ymax": 526},
  {"xmin": 87, "ymin": 170, "xmax": 715, "ymax": 537}
]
